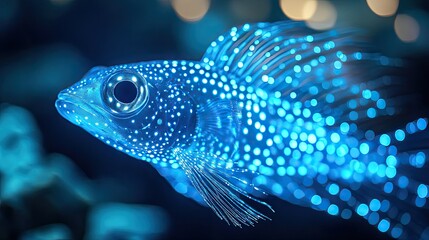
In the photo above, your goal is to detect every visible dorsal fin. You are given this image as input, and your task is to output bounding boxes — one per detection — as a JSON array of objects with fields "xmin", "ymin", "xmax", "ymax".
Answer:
[
  {"xmin": 202, "ymin": 21, "xmax": 360, "ymax": 91},
  {"xmin": 202, "ymin": 20, "xmax": 404, "ymax": 130}
]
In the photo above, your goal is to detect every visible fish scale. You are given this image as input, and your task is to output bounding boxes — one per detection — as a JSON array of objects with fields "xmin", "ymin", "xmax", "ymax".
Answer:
[{"xmin": 56, "ymin": 21, "xmax": 429, "ymax": 239}]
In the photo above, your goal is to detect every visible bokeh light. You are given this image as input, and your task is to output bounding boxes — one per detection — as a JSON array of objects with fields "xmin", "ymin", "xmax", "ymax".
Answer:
[
  {"xmin": 305, "ymin": 1, "xmax": 337, "ymax": 30},
  {"xmin": 279, "ymin": 0, "xmax": 317, "ymax": 21},
  {"xmin": 394, "ymin": 14, "xmax": 420, "ymax": 42},
  {"xmin": 230, "ymin": 0, "xmax": 272, "ymax": 21},
  {"xmin": 171, "ymin": 0, "xmax": 210, "ymax": 22},
  {"xmin": 366, "ymin": 0, "xmax": 399, "ymax": 17}
]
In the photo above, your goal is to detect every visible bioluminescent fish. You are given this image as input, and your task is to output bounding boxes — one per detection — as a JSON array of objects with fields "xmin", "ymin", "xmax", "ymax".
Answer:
[{"xmin": 56, "ymin": 21, "xmax": 429, "ymax": 239}]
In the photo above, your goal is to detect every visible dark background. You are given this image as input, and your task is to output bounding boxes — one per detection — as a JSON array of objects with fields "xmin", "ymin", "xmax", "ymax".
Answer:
[{"xmin": 1, "ymin": 0, "xmax": 429, "ymax": 239}]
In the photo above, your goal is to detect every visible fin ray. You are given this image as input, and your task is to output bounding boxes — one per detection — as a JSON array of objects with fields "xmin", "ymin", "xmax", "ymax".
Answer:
[{"xmin": 174, "ymin": 148, "xmax": 273, "ymax": 227}]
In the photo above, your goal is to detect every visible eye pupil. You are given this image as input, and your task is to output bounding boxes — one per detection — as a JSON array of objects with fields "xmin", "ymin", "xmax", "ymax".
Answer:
[{"xmin": 114, "ymin": 81, "xmax": 137, "ymax": 104}]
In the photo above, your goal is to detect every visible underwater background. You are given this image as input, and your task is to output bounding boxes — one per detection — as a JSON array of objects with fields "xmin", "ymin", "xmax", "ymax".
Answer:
[{"xmin": 1, "ymin": 0, "xmax": 429, "ymax": 239}]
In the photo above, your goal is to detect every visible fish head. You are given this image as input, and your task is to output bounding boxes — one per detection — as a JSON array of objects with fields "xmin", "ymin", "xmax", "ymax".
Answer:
[
  {"xmin": 55, "ymin": 65, "xmax": 162, "ymax": 155},
  {"xmin": 56, "ymin": 63, "xmax": 198, "ymax": 160}
]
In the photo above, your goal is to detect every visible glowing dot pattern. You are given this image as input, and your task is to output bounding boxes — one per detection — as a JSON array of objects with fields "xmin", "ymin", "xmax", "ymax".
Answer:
[{"xmin": 56, "ymin": 21, "xmax": 429, "ymax": 236}]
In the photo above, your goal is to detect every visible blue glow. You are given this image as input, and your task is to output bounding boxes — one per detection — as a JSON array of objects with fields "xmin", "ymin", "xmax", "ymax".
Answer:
[
  {"xmin": 384, "ymin": 182, "xmax": 393, "ymax": 194},
  {"xmin": 378, "ymin": 219, "xmax": 390, "ymax": 232},
  {"xmin": 376, "ymin": 99, "xmax": 386, "ymax": 109},
  {"xmin": 369, "ymin": 199, "xmax": 381, "ymax": 211},
  {"xmin": 386, "ymin": 155, "xmax": 397, "ymax": 167},
  {"xmin": 398, "ymin": 176, "xmax": 409, "ymax": 188},
  {"xmin": 401, "ymin": 213, "xmax": 411, "ymax": 225},
  {"xmin": 341, "ymin": 209, "xmax": 352, "ymax": 219},
  {"xmin": 368, "ymin": 212, "xmax": 380, "ymax": 225},
  {"xmin": 357, "ymin": 204, "xmax": 369, "ymax": 216},
  {"xmin": 394, "ymin": 129, "xmax": 405, "ymax": 141},
  {"xmin": 417, "ymin": 184, "xmax": 428, "ymax": 198},
  {"xmin": 327, "ymin": 204, "xmax": 339, "ymax": 215},
  {"xmin": 359, "ymin": 143, "xmax": 370, "ymax": 155},
  {"xmin": 367, "ymin": 108, "xmax": 376, "ymax": 118},
  {"xmin": 326, "ymin": 116, "xmax": 335, "ymax": 126},
  {"xmin": 339, "ymin": 189, "xmax": 351, "ymax": 201},
  {"xmin": 328, "ymin": 184, "xmax": 340, "ymax": 195},
  {"xmin": 417, "ymin": 118, "xmax": 427, "ymax": 130},
  {"xmin": 311, "ymin": 195, "xmax": 322, "ymax": 205},
  {"xmin": 391, "ymin": 227, "xmax": 403, "ymax": 238},
  {"xmin": 379, "ymin": 134, "xmax": 391, "ymax": 146}
]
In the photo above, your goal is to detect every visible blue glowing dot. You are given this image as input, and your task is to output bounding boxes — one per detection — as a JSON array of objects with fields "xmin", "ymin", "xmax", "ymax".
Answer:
[
  {"xmin": 417, "ymin": 118, "xmax": 427, "ymax": 130},
  {"xmin": 294, "ymin": 65, "xmax": 301, "ymax": 73},
  {"xmin": 379, "ymin": 134, "xmax": 391, "ymax": 146},
  {"xmin": 367, "ymin": 162, "xmax": 378, "ymax": 174},
  {"xmin": 370, "ymin": 199, "xmax": 381, "ymax": 211},
  {"xmin": 272, "ymin": 183, "xmax": 283, "ymax": 195},
  {"xmin": 368, "ymin": 212, "xmax": 380, "ymax": 225},
  {"xmin": 339, "ymin": 189, "xmax": 351, "ymax": 201},
  {"xmin": 357, "ymin": 204, "xmax": 369, "ymax": 216},
  {"xmin": 341, "ymin": 209, "xmax": 352, "ymax": 219},
  {"xmin": 326, "ymin": 94, "xmax": 335, "ymax": 103},
  {"xmin": 330, "ymin": 133, "xmax": 340, "ymax": 143},
  {"xmin": 398, "ymin": 176, "xmax": 409, "ymax": 188},
  {"xmin": 380, "ymin": 200, "xmax": 390, "ymax": 212},
  {"xmin": 341, "ymin": 169, "xmax": 352, "ymax": 179},
  {"xmin": 377, "ymin": 99, "xmax": 386, "ymax": 109},
  {"xmin": 309, "ymin": 86, "xmax": 318, "ymax": 95},
  {"xmin": 287, "ymin": 166, "xmax": 296, "ymax": 176},
  {"xmin": 386, "ymin": 155, "xmax": 397, "ymax": 167},
  {"xmin": 415, "ymin": 152, "xmax": 426, "ymax": 167},
  {"xmin": 391, "ymin": 227, "xmax": 403, "ymax": 238},
  {"xmin": 293, "ymin": 189, "xmax": 305, "ymax": 199},
  {"xmin": 384, "ymin": 182, "xmax": 393, "ymax": 194},
  {"xmin": 311, "ymin": 195, "xmax": 322, "ymax": 205},
  {"xmin": 328, "ymin": 184, "xmax": 340, "ymax": 195},
  {"xmin": 348, "ymin": 99, "xmax": 357, "ymax": 109},
  {"xmin": 334, "ymin": 61, "xmax": 342, "ymax": 69},
  {"xmin": 349, "ymin": 111, "xmax": 358, "ymax": 121},
  {"xmin": 362, "ymin": 89, "xmax": 372, "ymax": 99},
  {"xmin": 354, "ymin": 52, "xmax": 362, "ymax": 60},
  {"xmin": 385, "ymin": 167, "xmax": 396, "ymax": 178},
  {"xmin": 298, "ymin": 166, "xmax": 308, "ymax": 176},
  {"xmin": 367, "ymin": 108, "xmax": 376, "ymax": 118},
  {"xmin": 326, "ymin": 116, "xmax": 335, "ymax": 126},
  {"xmin": 378, "ymin": 219, "xmax": 390, "ymax": 232},
  {"xmin": 340, "ymin": 122, "xmax": 350, "ymax": 133},
  {"xmin": 327, "ymin": 204, "xmax": 339, "ymax": 215},
  {"xmin": 400, "ymin": 213, "xmax": 411, "ymax": 225},
  {"xmin": 395, "ymin": 129, "xmax": 405, "ymax": 141},
  {"xmin": 417, "ymin": 184, "xmax": 428, "ymax": 198},
  {"xmin": 359, "ymin": 143, "xmax": 370, "ymax": 155},
  {"xmin": 365, "ymin": 130, "xmax": 375, "ymax": 140},
  {"xmin": 277, "ymin": 167, "xmax": 286, "ymax": 176}
]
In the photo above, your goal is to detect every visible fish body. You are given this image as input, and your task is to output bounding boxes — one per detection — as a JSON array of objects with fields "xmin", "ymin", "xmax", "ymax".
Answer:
[{"xmin": 56, "ymin": 21, "xmax": 429, "ymax": 238}]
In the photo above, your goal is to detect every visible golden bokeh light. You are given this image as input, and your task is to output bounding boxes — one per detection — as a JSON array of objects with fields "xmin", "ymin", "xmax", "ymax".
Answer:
[
  {"xmin": 366, "ymin": 0, "xmax": 399, "ymax": 17},
  {"xmin": 279, "ymin": 0, "xmax": 318, "ymax": 21},
  {"xmin": 171, "ymin": 0, "xmax": 210, "ymax": 22},
  {"xmin": 306, "ymin": 1, "xmax": 337, "ymax": 30},
  {"xmin": 394, "ymin": 14, "xmax": 420, "ymax": 42}
]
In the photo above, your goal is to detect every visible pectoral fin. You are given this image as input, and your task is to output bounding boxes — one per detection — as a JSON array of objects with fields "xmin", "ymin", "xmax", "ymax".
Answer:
[{"xmin": 174, "ymin": 148, "xmax": 273, "ymax": 227}]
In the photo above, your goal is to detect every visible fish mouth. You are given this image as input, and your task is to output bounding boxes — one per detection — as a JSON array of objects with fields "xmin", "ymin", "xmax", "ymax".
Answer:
[{"xmin": 55, "ymin": 90, "xmax": 107, "ymax": 127}]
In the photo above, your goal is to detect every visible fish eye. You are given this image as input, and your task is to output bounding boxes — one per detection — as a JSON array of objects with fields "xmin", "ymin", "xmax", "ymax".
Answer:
[
  {"xmin": 114, "ymin": 80, "xmax": 137, "ymax": 104},
  {"xmin": 102, "ymin": 70, "xmax": 149, "ymax": 117}
]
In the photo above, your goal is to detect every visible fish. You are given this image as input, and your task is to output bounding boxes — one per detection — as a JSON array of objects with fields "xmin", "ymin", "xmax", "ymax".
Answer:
[{"xmin": 55, "ymin": 21, "xmax": 429, "ymax": 239}]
